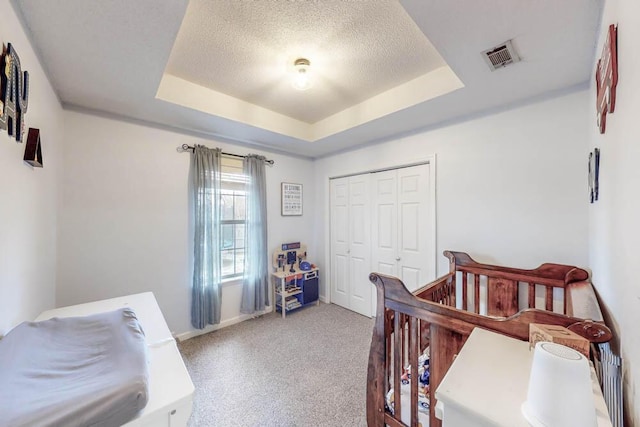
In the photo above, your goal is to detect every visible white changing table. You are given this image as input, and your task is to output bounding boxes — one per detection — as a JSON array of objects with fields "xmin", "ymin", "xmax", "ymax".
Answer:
[
  {"xmin": 434, "ymin": 328, "xmax": 612, "ymax": 427},
  {"xmin": 36, "ymin": 293, "xmax": 195, "ymax": 427}
]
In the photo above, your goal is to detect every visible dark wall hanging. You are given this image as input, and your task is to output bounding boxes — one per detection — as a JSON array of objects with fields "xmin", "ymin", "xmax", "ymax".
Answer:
[
  {"xmin": 596, "ymin": 25, "xmax": 618, "ymax": 134},
  {"xmin": 0, "ymin": 43, "xmax": 30, "ymax": 142},
  {"xmin": 589, "ymin": 148, "xmax": 600, "ymax": 203},
  {"xmin": 23, "ymin": 127, "xmax": 42, "ymax": 167}
]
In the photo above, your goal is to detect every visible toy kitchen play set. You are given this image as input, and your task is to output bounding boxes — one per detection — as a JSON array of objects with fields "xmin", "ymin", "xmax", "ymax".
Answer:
[{"xmin": 271, "ymin": 242, "xmax": 319, "ymax": 318}]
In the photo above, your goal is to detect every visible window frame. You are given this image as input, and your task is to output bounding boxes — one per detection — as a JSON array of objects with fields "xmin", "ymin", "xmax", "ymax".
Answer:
[{"xmin": 219, "ymin": 157, "xmax": 247, "ymax": 280}]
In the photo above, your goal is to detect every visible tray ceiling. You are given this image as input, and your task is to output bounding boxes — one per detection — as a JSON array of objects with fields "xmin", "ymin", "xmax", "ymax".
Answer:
[
  {"xmin": 11, "ymin": 0, "xmax": 603, "ymax": 158},
  {"xmin": 164, "ymin": 0, "xmax": 450, "ymax": 124}
]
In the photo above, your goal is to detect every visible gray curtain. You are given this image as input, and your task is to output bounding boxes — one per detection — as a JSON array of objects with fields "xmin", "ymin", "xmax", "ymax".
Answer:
[
  {"xmin": 191, "ymin": 145, "xmax": 222, "ymax": 329},
  {"xmin": 240, "ymin": 155, "xmax": 269, "ymax": 314}
]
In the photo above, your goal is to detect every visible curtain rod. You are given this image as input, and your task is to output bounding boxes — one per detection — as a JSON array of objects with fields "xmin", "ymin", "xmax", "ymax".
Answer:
[{"xmin": 179, "ymin": 144, "xmax": 274, "ymax": 165}]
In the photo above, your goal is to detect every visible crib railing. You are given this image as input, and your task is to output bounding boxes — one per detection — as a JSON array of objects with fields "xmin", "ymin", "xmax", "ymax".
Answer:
[
  {"xmin": 442, "ymin": 251, "xmax": 593, "ymax": 317},
  {"xmin": 414, "ymin": 273, "xmax": 455, "ymax": 307}
]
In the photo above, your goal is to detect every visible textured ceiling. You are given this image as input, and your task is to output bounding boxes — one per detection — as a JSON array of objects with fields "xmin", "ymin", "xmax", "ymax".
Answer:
[
  {"xmin": 165, "ymin": 0, "xmax": 445, "ymax": 124},
  {"xmin": 11, "ymin": 0, "xmax": 604, "ymax": 158}
]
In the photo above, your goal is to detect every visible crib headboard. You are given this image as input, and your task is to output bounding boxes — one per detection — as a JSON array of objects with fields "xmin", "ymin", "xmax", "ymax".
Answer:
[{"xmin": 414, "ymin": 251, "xmax": 605, "ymax": 323}]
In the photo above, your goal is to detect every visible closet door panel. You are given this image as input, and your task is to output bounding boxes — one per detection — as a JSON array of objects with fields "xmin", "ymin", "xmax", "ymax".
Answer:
[
  {"xmin": 371, "ymin": 170, "xmax": 398, "ymax": 278},
  {"xmin": 400, "ymin": 202, "xmax": 420, "ymax": 251},
  {"xmin": 349, "ymin": 254, "xmax": 371, "ymax": 315},
  {"xmin": 400, "ymin": 266, "xmax": 421, "ymax": 292},
  {"xmin": 377, "ymin": 205, "xmax": 394, "ymax": 249},
  {"xmin": 397, "ymin": 165, "xmax": 432, "ymax": 292},
  {"xmin": 330, "ymin": 178, "xmax": 350, "ymax": 309},
  {"xmin": 348, "ymin": 175, "xmax": 372, "ymax": 317},
  {"xmin": 334, "ymin": 253, "xmax": 348, "ymax": 298}
]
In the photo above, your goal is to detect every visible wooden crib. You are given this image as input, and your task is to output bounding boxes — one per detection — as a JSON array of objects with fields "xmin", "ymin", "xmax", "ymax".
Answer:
[{"xmin": 366, "ymin": 251, "xmax": 612, "ymax": 427}]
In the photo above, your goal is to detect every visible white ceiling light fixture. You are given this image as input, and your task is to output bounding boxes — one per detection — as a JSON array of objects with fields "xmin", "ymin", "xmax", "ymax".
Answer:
[{"xmin": 292, "ymin": 58, "xmax": 312, "ymax": 91}]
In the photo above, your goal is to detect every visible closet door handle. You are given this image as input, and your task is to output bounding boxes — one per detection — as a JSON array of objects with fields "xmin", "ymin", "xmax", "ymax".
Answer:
[
  {"xmin": 395, "ymin": 257, "xmax": 401, "ymax": 261},
  {"xmin": 347, "ymin": 249, "xmax": 351, "ymax": 254}
]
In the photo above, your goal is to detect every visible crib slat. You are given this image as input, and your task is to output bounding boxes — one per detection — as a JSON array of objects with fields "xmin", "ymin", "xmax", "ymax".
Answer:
[
  {"xmin": 407, "ymin": 315, "xmax": 413, "ymax": 367},
  {"xmin": 384, "ymin": 310, "xmax": 393, "ymax": 400},
  {"xmin": 452, "ymin": 277, "xmax": 457, "ymax": 307},
  {"xmin": 451, "ymin": 273, "xmax": 457, "ymax": 307},
  {"xmin": 546, "ymin": 286, "xmax": 553, "ymax": 311},
  {"xmin": 409, "ymin": 317, "xmax": 419, "ymax": 427},
  {"xmin": 402, "ymin": 314, "xmax": 408, "ymax": 367},
  {"xmin": 474, "ymin": 274, "xmax": 480, "ymax": 314},
  {"xmin": 393, "ymin": 312, "xmax": 402, "ymax": 421},
  {"xmin": 528, "ymin": 283, "xmax": 535, "ymax": 308},
  {"xmin": 419, "ymin": 319, "xmax": 430, "ymax": 353},
  {"xmin": 462, "ymin": 273, "xmax": 468, "ymax": 311}
]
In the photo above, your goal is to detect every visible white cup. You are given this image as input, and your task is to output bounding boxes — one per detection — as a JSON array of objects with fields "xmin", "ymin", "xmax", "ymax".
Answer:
[{"xmin": 522, "ymin": 341, "xmax": 597, "ymax": 427}]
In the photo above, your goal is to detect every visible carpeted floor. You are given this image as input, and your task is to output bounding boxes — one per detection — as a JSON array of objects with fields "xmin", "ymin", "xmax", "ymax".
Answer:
[{"xmin": 178, "ymin": 303, "xmax": 374, "ymax": 427}]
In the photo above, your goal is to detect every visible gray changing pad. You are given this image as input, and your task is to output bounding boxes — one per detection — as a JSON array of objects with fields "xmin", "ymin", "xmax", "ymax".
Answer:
[{"xmin": 0, "ymin": 308, "xmax": 149, "ymax": 427}]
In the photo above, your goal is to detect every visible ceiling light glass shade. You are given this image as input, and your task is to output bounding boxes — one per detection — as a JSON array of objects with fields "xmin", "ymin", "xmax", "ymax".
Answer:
[{"xmin": 292, "ymin": 58, "xmax": 312, "ymax": 91}]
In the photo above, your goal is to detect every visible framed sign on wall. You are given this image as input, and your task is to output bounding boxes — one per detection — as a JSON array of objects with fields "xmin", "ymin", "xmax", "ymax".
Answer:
[{"xmin": 281, "ymin": 182, "xmax": 302, "ymax": 216}]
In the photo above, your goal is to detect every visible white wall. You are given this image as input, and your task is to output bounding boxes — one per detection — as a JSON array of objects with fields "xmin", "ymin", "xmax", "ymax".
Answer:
[
  {"xmin": 57, "ymin": 111, "xmax": 316, "ymax": 337},
  {"xmin": 0, "ymin": 2, "xmax": 63, "ymax": 336},
  {"xmin": 588, "ymin": 1, "xmax": 640, "ymax": 424},
  {"xmin": 315, "ymin": 90, "xmax": 590, "ymax": 301}
]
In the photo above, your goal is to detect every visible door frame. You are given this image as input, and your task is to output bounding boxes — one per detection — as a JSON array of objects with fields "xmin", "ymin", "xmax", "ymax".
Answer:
[{"xmin": 327, "ymin": 155, "xmax": 437, "ymax": 316}]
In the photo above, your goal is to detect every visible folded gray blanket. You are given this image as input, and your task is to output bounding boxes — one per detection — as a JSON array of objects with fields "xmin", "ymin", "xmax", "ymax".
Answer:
[{"xmin": 0, "ymin": 308, "xmax": 149, "ymax": 427}]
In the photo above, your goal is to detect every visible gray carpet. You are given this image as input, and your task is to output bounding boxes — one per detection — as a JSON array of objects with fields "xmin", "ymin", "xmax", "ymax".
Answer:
[{"xmin": 178, "ymin": 303, "xmax": 374, "ymax": 427}]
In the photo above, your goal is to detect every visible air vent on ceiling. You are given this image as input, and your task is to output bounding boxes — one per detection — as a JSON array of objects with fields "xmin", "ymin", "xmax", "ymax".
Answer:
[{"xmin": 482, "ymin": 40, "xmax": 520, "ymax": 71}]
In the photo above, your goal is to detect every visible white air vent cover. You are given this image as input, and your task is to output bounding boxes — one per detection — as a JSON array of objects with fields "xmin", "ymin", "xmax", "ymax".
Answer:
[{"xmin": 482, "ymin": 40, "xmax": 520, "ymax": 71}]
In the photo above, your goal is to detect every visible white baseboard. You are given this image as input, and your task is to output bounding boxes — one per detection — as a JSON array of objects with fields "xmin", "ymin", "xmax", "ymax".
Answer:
[
  {"xmin": 176, "ymin": 307, "xmax": 271, "ymax": 342},
  {"xmin": 176, "ymin": 297, "xmax": 330, "ymax": 342}
]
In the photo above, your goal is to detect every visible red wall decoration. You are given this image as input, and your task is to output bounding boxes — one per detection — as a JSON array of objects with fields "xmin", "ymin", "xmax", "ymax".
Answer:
[{"xmin": 596, "ymin": 25, "xmax": 618, "ymax": 134}]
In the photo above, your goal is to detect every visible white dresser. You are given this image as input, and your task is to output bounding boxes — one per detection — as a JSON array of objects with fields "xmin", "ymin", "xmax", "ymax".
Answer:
[
  {"xmin": 434, "ymin": 328, "xmax": 612, "ymax": 427},
  {"xmin": 36, "ymin": 293, "xmax": 194, "ymax": 427}
]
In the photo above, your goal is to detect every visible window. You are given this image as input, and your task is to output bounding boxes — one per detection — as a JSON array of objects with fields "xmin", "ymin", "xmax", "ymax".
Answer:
[{"xmin": 220, "ymin": 157, "xmax": 247, "ymax": 279}]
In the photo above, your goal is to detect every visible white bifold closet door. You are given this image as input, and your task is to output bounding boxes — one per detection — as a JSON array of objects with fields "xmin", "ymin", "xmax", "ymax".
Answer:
[
  {"xmin": 330, "ymin": 163, "xmax": 433, "ymax": 318},
  {"xmin": 330, "ymin": 175, "xmax": 372, "ymax": 317},
  {"xmin": 371, "ymin": 164, "xmax": 432, "ymax": 293}
]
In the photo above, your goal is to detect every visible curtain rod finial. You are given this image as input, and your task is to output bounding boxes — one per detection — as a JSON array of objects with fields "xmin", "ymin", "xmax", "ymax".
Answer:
[{"xmin": 177, "ymin": 144, "xmax": 194, "ymax": 152}]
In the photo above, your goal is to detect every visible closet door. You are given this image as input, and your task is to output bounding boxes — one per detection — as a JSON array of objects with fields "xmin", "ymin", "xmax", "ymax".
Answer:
[
  {"xmin": 331, "ymin": 163, "xmax": 433, "ymax": 317},
  {"xmin": 397, "ymin": 164, "xmax": 432, "ymax": 292},
  {"xmin": 371, "ymin": 170, "xmax": 398, "ymax": 278},
  {"xmin": 372, "ymin": 164, "xmax": 433, "ymax": 293},
  {"xmin": 330, "ymin": 175, "xmax": 372, "ymax": 317},
  {"xmin": 347, "ymin": 175, "xmax": 372, "ymax": 317},
  {"xmin": 330, "ymin": 178, "xmax": 350, "ymax": 309}
]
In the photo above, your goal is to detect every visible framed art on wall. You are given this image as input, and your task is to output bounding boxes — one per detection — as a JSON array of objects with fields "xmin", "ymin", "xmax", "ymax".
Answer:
[{"xmin": 281, "ymin": 182, "xmax": 303, "ymax": 216}]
